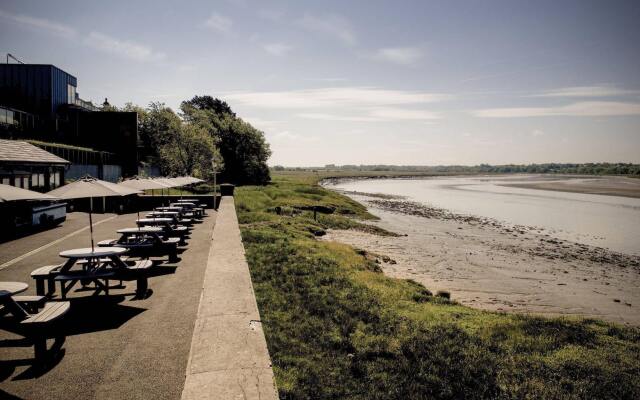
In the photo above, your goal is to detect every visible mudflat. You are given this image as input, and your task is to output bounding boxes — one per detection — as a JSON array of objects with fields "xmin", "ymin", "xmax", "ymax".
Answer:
[
  {"xmin": 501, "ymin": 175, "xmax": 640, "ymax": 198},
  {"xmin": 322, "ymin": 193, "xmax": 640, "ymax": 326}
]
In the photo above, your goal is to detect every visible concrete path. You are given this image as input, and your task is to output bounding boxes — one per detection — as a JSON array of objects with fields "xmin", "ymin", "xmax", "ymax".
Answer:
[{"xmin": 181, "ymin": 196, "xmax": 278, "ymax": 400}]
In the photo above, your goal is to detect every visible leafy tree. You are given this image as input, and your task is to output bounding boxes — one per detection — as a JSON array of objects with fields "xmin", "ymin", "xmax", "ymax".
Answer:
[
  {"xmin": 181, "ymin": 96, "xmax": 271, "ymax": 185},
  {"xmin": 158, "ymin": 124, "xmax": 219, "ymax": 179},
  {"xmin": 183, "ymin": 95, "xmax": 235, "ymax": 117}
]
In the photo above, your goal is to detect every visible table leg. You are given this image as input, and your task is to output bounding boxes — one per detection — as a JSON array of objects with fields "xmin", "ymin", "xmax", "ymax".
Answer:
[{"xmin": 1, "ymin": 297, "xmax": 28, "ymax": 320}]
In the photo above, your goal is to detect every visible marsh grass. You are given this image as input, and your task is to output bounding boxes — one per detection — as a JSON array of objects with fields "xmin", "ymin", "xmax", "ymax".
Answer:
[{"xmin": 237, "ymin": 174, "xmax": 640, "ymax": 399}]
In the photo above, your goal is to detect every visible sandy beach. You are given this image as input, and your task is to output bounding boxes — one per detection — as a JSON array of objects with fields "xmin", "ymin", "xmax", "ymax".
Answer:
[{"xmin": 322, "ymin": 190, "xmax": 640, "ymax": 326}]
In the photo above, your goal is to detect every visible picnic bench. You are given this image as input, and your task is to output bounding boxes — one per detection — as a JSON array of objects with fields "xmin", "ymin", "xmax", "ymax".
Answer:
[
  {"xmin": 98, "ymin": 228, "xmax": 180, "ymax": 262},
  {"xmin": 0, "ymin": 281, "xmax": 70, "ymax": 365},
  {"xmin": 30, "ymin": 247, "xmax": 153, "ymax": 300},
  {"xmin": 171, "ymin": 202, "xmax": 205, "ymax": 218}
]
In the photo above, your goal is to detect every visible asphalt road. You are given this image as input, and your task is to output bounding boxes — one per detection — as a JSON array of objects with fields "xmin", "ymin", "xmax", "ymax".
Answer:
[{"xmin": 0, "ymin": 210, "xmax": 216, "ymax": 400}]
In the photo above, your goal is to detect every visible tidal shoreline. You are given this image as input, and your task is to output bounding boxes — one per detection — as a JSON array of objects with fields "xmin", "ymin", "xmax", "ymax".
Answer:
[{"xmin": 322, "ymin": 190, "xmax": 640, "ymax": 326}]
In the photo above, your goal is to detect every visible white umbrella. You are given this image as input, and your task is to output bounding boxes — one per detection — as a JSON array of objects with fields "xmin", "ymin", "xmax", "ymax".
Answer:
[
  {"xmin": 118, "ymin": 177, "xmax": 171, "ymax": 191},
  {"xmin": 0, "ymin": 184, "xmax": 59, "ymax": 202},
  {"xmin": 47, "ymin": 177, "xmax": 141, "ymax": 250}
]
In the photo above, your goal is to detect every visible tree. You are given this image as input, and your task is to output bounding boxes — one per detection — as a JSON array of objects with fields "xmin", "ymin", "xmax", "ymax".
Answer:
[
  {"xmin": 158, "ymin": 124, "xmax": 219, "ymax": 179},
  {"xmin": 181, "ymin": 96, "xmax": 271, "ymax": 185},
  {"xmin": 182, "ymin": 95, "xmax": 235, "ymax": 117}
]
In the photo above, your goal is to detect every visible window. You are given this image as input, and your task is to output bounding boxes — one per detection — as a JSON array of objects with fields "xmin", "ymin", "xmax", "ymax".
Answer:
[
  {"xmin": 53, "ymin": 172, "xmax": 60, "ymax": 188},
  {"xmin": 39, "ymin": 173, "xmax": 45, "ymax": 186},
  {"xmin": 1, "ymin": 178, "xmax": 9, "ymax": 185},
  {"xmin": 0, "ymin": 107, "xmax": 6, "ymax": 124},
  {"xmin": 32, "ymin": 173, "xmax": 39, "ymax": 187},
  {"xmin": 22, "ymin": 177, "xmax": 29, "ymax": 189},
  {"xmin": 67, "ymin": 84, "xmax": 77, "ymax": 104}
]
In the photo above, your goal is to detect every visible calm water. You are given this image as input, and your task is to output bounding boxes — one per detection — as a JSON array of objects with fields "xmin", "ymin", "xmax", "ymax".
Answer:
[{"xmin": 330, "ymin": 175, "xmax": 640, "ymax": 255}]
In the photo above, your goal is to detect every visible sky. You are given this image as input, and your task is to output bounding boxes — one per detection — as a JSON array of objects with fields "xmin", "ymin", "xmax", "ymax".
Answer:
[{"xmin": 1, "ymin": 0, "xmax": 639, "ymax": 166}]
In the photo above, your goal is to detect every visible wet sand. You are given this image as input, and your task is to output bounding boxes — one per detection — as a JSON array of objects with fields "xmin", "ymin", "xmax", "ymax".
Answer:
[
  {"xmin": 501, "ymin": 176, "xmax": 640, "ymax": 199},
  {"xmin": 321, "ymin": 193, "xmax": 640, "ymax": 326}
]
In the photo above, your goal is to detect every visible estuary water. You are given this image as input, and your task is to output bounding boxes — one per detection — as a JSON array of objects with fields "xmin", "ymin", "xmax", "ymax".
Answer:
[{"xmin": 330, "ymin": 175, "xmax": 640, "ymax": 256}]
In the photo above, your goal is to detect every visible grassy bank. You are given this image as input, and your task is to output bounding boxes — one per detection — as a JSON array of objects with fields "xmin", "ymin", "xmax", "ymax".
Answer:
[{"xmin": 236, "ymin": 173, "xmax": 639, "ymax": 399}]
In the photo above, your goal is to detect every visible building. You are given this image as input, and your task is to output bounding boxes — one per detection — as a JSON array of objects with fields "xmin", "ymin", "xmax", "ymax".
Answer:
[
  {"xmin": 0, "ymin": 63, "xmax": 138, "ymax": 180},
  {"xmin": 0, "ymin": 139, "xmax": 69, "ymax": 192}
]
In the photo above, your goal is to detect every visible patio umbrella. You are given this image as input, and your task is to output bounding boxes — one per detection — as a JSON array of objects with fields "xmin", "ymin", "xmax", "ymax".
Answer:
[
  {"xmin": 0, "ymin": 184, "xmax": 59, "ymax": 202},
  {"xmin": 118, "ymin": 177, "xmax": 169, "ymax": 225},
  {"xmin": 150, "ymin": 178, "xmax": 181, "ymax": 203},
  {"xmin": 47, "ymin": 177, "xmax": 141, "ymax": 251}
]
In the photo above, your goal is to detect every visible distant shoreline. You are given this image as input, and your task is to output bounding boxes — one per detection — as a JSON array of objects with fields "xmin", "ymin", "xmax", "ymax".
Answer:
[
  {"xmin": 500, "ymin": 178, "xmax": 640, "ymax": 199},
  {"xmin": 322, "ymin": 173, "xmax": 640, "ymax": 199}
]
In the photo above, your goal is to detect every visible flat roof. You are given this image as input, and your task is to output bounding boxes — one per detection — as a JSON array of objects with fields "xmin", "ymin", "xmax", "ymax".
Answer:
[{"xmin": 0, "ymin": 139, "xmax": 70, "ymax": 165}]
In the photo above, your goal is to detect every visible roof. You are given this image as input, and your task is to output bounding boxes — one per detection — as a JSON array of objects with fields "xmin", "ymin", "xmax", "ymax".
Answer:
[{"xmin": 0, "ymin": 139, "xmax": 70, "ymax": 165}]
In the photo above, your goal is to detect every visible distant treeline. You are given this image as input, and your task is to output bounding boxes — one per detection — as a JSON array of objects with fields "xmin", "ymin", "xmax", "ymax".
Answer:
[{"xmin": 273, "ymin": 163, "xmax": 640, "ymax": 176}]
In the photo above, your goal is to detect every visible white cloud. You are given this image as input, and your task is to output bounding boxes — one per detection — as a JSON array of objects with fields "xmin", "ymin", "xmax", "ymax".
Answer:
[
  {"xmin": 84, "ymin": 32, "xmax": 166, "ymax": 62},
  {"xmin": 531, "ymin": 129, "xmax": 545, "ymax": 137},
  {"xmin": 369, "ymin": 107, "xmax": 440, "ymax": 120},
  {"xmin": 297, "ymin": 108, "xmax": 439, "ymax": 122},
  {"xmin": 0, "ymin": 9, "xmax": 76, "ymax": 37},
  {"xmin": 372, "ymin": 47, "xmax": 423, "ymax": 66},
  {"xmin": 263, "ymin": 42, "xmax": 292, "ymax": 56},
  {"xmin": 296, "ymin": 113, "xmax": 383, "ymax": 122},
  {"xmin": 267, "ymin": 130, "xmax": 319, "ymax": 143},
  {"xmin": 224, "ymin": 87, "xmax": 450, "ymax": 109},
  {"xmin": 532, "ymin": 85, "xmax": 638, "ymax": 98},
  {"xmin": 296, "ymin": 14, "xmax": 356, "ymax": 46},
  {"xmin": 473, "ymin": 101, "xmax": 640, "ymax": 118},
  {"xmin": 242, "ymin": 117, "xmax": 281, "ymax": 130},
  {"xmin": 204, "ymin": 13, "xmax": 232, "ymax": 33}
]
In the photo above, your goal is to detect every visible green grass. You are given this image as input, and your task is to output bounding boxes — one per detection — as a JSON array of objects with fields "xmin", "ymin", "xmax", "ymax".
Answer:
[{"xmin": 237, "ymin": 173, "xmax": 640, "ymax": 399}]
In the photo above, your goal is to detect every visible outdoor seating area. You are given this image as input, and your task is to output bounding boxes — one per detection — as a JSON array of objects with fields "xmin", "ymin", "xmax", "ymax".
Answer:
[
  {"xmin": 0, "ymin": 175, "xmax": 215, "ymax": 380},
  {"xmin": 0, "ymin": 199, "xmax": 212, "ymax": 376}
]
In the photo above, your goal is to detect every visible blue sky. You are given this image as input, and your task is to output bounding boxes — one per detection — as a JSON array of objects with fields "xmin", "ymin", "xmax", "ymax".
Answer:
[{"xmin": 1, "ymin": 0, "xmax": 639, "ymax": 166}]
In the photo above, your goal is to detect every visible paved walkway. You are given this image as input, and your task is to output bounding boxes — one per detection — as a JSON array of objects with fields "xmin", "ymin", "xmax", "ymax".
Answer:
[
  {"xmin": 181, "ymin": 196, "xmax": 278, "ymax": 400},
  {"xmin": 0, "ymin": 210, "xmax": 216, "ymax": 399}
]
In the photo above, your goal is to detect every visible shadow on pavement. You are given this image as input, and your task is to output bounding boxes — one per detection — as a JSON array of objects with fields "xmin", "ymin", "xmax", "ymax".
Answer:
[{"xmin": 0, "ymin": 296, "xmax": 146, "ymax": 381}]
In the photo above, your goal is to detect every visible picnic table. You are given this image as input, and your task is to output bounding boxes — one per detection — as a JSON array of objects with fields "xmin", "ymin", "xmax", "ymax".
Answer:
[
  {"xmin": 155, "ymin": 206, "xmax": 183, "ymax": 212},
  {"xmin": 98, "ymin": 228, "xmax": 181, "ymax": 261},
  {"xmin": 171, "ymin": 202, "xmax": 195, "ymax": 208},
  {"xmin": 144, "ymin": 212, "xmax": 193, "ymax": 226},
  {"xmin": 170, "ymin": 202, "xmax": 204, "ymax": 218},
  {"xmin": 147, "ymin": 211, "xmax": 180, "ymax": 218},
  {"xmin": 52, "ymin": 246, "xmax": 154, "ymax": 298},
  {"xmin": 136, "ymin": 218, "xmax": 173, "ymax": 227},
  {"xmin": 1, "ymin": 281, "xmax": 70, "ymax": 363},
  {"xmin": 135, "ymin": 220, "xmax": 190, "ymax": 244},
  {"xmin": 0, "ymin": 281, "xmax": 30, "ymax": 318}
]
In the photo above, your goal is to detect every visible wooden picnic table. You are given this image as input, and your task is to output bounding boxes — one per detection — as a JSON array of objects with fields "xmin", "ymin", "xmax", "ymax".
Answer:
[
  {"xmin": 147, "ymin": 211, "xmax": 180, "ymax": 217},
  {"xmin": 171, "ymin": 202, "xmax": 195, "ymax": 208},
  {"xmin": 0, "ymin": 281, "xmax": 28, "ymax": 297},
  {"xmin": 136, "ymin": 218, "xmax": 173, "ymax": 227},
  {"xmin": 55, "ymin": 247, "xmax": 129, "ymax": 299},
  {"xmin": 1, "ymin": 281, "xmax": 71, "ymax": 362},
  {"xmin": 0, "ymin": 281, "xmax": 30, "ymax": 318},
  {"xmin": 117, "ymin": 227, "xmax": 164, "ymax": 234},
  {"xmin": 99, "ymin": 229, "xmax": 180, "ymax": 262},
  {"xmin": 169, "ymin": 202, "xmax": 204, "ymax": 218},
  {"xmin": 155, "ymin": 206, "xmax": 183, "ymax": 212}
]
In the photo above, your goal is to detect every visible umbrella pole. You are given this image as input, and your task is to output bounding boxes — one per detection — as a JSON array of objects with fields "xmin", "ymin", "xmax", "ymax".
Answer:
[{"xmin": 89, "ymin": 197, "xmax": 95, "ymax": 252}]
